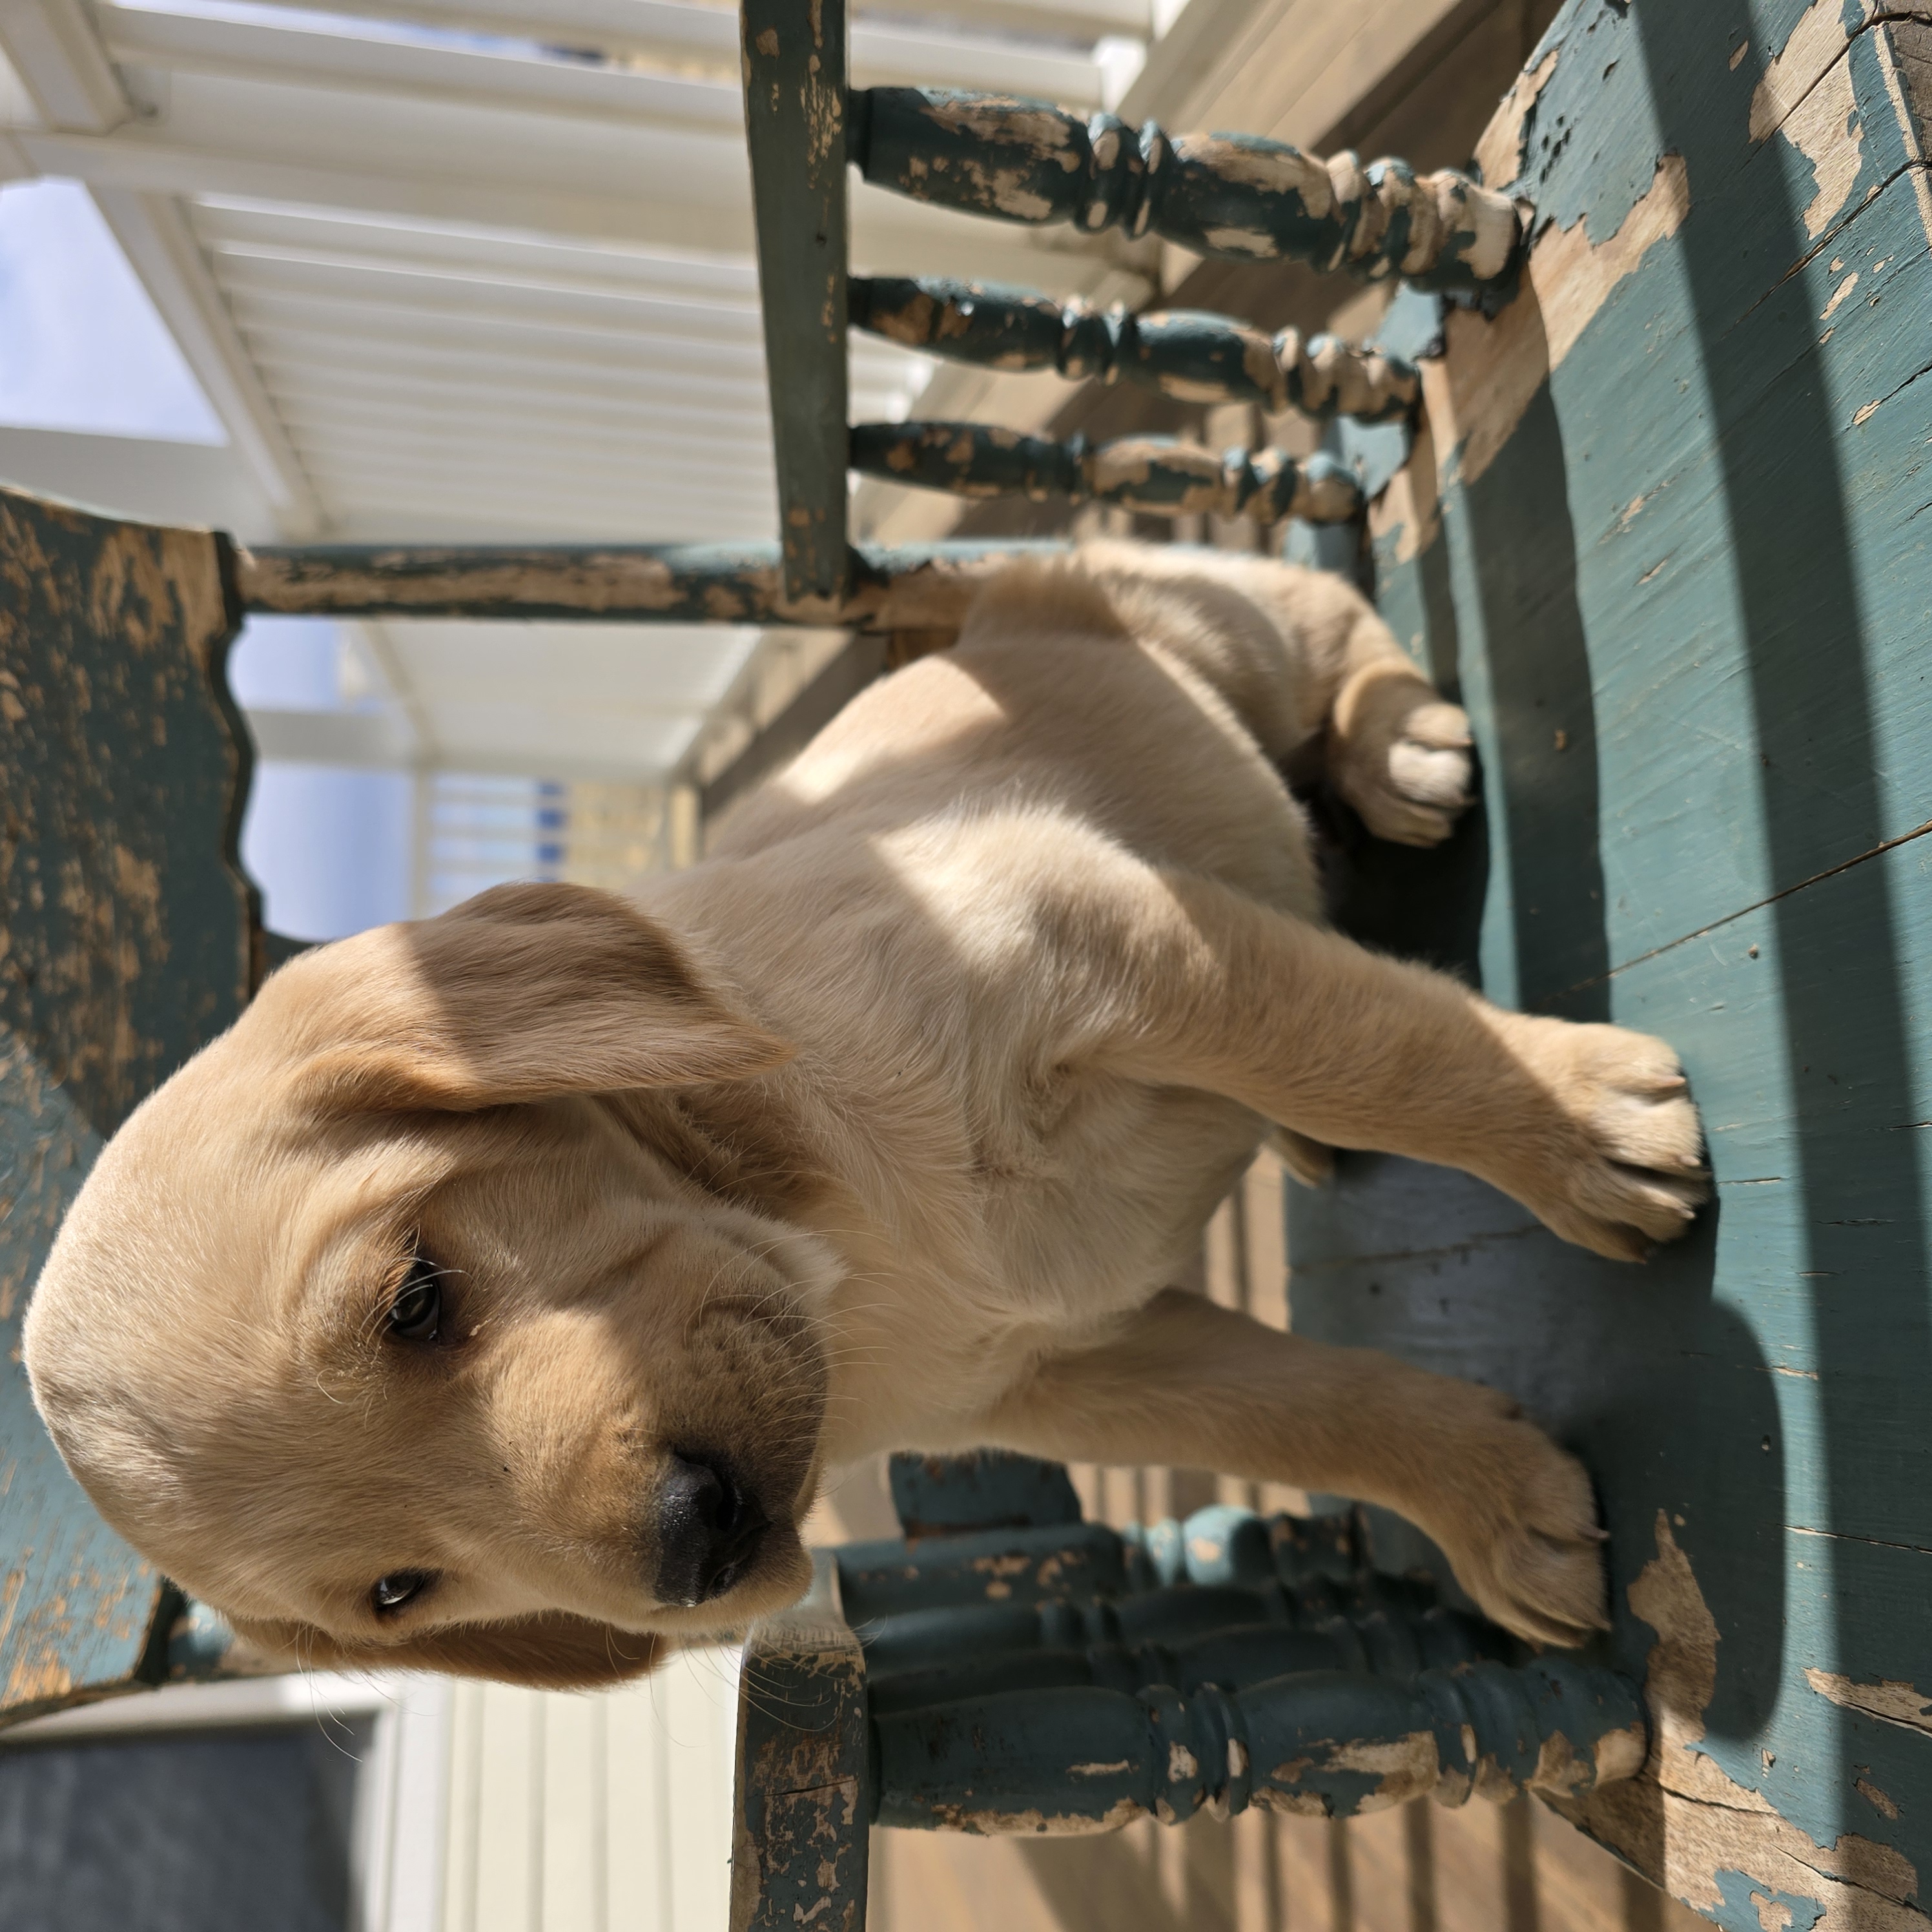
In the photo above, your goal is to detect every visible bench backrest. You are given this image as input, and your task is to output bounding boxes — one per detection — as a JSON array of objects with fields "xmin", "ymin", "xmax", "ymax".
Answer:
[{"xmin": 0, "ymin": 485, "xmax": 256, "ymax": 1725}]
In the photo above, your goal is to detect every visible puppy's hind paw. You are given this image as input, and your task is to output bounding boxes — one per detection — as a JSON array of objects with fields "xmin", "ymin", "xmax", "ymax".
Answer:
[
  {"xmin": 1426, "ymin": 1399, "xmax": 1611, "ymax": 1650},
  {"xmin": 1330, "ymin": 668, "xmax": 1474, "ymax": 848}
]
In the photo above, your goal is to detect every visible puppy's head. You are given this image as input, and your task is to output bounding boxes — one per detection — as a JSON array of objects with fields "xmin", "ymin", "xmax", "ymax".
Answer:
[{"xmin": 23, "ymin": 883, "xmax": 834, "ymax": 1689}]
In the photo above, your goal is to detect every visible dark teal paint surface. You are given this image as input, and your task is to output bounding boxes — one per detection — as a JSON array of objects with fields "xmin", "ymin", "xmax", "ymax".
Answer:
[
  {"xmin": 0, "ymin": 489, "xmax": 254, "ymax": 1721},
  {"xmin": 1316, "ymin": 0, "xmax": 1932, "ymax": 1911}
]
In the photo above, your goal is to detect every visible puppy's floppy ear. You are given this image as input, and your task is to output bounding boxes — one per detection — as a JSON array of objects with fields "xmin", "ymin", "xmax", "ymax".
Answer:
[
  {"xmin": 231, "ymin": 1610, "xmax": 666, "ymax": 1692},
  {"xmin": 280, "ymin": 880, "xmax": 793, "ymax": 1112}
]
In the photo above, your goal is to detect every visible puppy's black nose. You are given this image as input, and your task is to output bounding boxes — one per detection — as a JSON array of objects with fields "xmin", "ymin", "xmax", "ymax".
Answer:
[{"xmin": 655, "ymin": 1450, "xmax": 768, "ymax": 1607}]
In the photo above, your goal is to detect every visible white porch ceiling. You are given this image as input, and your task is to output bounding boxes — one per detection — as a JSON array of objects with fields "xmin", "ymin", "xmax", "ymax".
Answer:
[{"xmin": 0, "ymin": 0, "xmax": 1190, "ymax": 785}]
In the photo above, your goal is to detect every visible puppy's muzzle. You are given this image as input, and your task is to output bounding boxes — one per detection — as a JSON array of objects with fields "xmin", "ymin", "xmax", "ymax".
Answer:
[{"xmin": 655, "ymin": 1450, "xmax": 769, "ymax": 1607}]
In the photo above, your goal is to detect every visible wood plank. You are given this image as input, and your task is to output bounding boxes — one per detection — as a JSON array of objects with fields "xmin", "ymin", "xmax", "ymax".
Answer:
[
  {"xmin": 1324, "ymin": 2, "xmax": 1932, "ymax": 1921},
  {"xmin": 0, "ymin": 488, "xmax": 254, "ymax": 1729},
  {"xmin": 732, "ymin": 1564, "xmax": 863, "ymax": 1932},
  {"xmin": 741, "ymin": 0, "xmax": 850, "ymax": 609}
]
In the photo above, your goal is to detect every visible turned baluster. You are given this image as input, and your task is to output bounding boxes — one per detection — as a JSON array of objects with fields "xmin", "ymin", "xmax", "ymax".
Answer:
[
  {"xmin": 847, "ymin": 88, "xmax": 1525, "ymax": 293},
  {"xmin": 871, "ymin": 1657, "xmax": 1648, "ymax": 1831},
  {"xmin": 852, "ymin": 276, "xmax": 1421, "ymax": 425},
  {"xmin": 866, "ymin": 1603, "xmax": 1508, "ymax": 1716},
  {"xmin": 848, "ymin": 422, "xmax": 1364, "ymax": 525}
]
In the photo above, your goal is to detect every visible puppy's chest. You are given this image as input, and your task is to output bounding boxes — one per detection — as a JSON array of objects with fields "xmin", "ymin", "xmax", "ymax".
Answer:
[{"xmin": 963, "ymin": 1074, "xmax": 1265, "ymax": 1321}]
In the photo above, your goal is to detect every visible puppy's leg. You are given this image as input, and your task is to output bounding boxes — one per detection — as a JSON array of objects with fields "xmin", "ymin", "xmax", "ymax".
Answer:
[
  {"xmin": 1069, "ymin": 863, "xmax": 1706, "ymax": 1260},
  {"xmin": 1075, "ymin": 543, "xmax": 1475, "ymax": 847},
  {"xmin": 981, "ymin": 1290, "xmax": 1604, "ymax": 1647}
]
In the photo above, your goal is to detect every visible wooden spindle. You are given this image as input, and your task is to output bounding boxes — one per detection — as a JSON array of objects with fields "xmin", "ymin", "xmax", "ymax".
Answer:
[
  {"xmin": 836, "ymin": 1507, "xmax": 1390, "ymax": 1623},
  {"xmin": 870, "ymin": 1658, "xmax": 1647, "ymax": 1831},
  {"xmin": 850, "ymin": 422, "xmax": 1364, "ymax": 524},
  {"xmin": 232, "ymin": 539, "xmax": 1071, "ymax": 629},
  {"xmin": 848, "ymin": 88, "xmax": 1524, "ymax": 293},
  {"xmin": 865, "ymin": 1601, "xmax": 1505, "ymax": 1716},
  {"xmin": 852, "ymin": 276, "xmax": 1421, "ymax": 424},
  {"xmin": 743, "ymin": 0, "xmax": 850, "ymax": 609}
]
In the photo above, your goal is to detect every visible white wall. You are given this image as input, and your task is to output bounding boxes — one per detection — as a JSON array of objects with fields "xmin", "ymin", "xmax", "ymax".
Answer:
[{"xmin": 437, "ymin": 1651, "xmax": 741, "ymax": 1932}]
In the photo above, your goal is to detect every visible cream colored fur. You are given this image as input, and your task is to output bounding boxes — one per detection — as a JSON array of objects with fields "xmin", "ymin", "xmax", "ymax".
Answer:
[{"xmin": 23, "ymin": 541, "xmax": 1705, "ymax": 1681}]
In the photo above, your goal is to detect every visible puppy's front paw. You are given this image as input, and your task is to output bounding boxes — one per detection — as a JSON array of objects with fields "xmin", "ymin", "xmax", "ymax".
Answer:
[
  {"xmin": 1501, "ymin": 1018, "xmax": 1710, "ymax": 1262},
  {"xmin": 1423, "ymin": 1393, "xmax": 1609, "ymax": 1650},
  {"xmin": 1330, "ymin": 668, "xmax": 1474, "ymax": 848}
]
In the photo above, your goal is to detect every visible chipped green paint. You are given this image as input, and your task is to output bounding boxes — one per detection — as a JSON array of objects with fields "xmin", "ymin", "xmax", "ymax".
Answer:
[
  {"xmin": 1317, "ymin": 0, "xmax": 1932, "ymax": 1922},
  {"xmin": 731, "ymin": 1554, "xmax": 868, "ymax": 1932},
  {"xmin": 862, "ymin": 1592, "xmax": 1505, "ymax": 1718},
  {"xmin": 0, "ymin": 486, "xmax": 254, "ymax": 1728},
  {"xmin": 851, "ymin": 276, "xmax": 1421, "ymax": 423},
  {"xmin": 850, "ymin": 88, "xmax": 1525, "ymax": 293},
  {"xmin": 838, "ymin": 1503, "xmax": 1391, "ymax": 1622},
  {"xmin": 742, "ymin": 0, "xmax": 850, "ymax": 609},
  {"xmin": 234, "ymin": 539, "xmax": 1074, "ymax": 629},
  {"xmin": 870, "ymin": 1658, "xmax": 1646, "ymax": 1833},
  {"xmin": 836, "ymin": 1521, "xmax": 1141, "ymax": 1621},
  {"xmin": 850, "ymin": 421, "xmax": 1365, "ymax": 522},
  {"xmin": 864, "ymin": 1607, "xmax": 1503, "ymax": 1717},
  {"xmin": 1133, "ymin": 1499, "xmax": 1367, "ymax": 1589},
  {"xmin": 886, "ymin": 1448, "xmax": 1084, "ymax": 1537}
]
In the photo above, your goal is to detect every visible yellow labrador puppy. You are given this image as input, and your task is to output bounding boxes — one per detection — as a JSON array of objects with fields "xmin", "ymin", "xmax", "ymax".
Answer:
[{"xmin": 25, "ymin": 542, "xmax": 1705, "ymax": 1686}]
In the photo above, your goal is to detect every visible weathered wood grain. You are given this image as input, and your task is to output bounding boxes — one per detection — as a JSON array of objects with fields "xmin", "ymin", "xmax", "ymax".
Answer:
[
  {"xmin": 852, "ymin": 276, "xmax": 1421, "ymax": 422},
  {"xmin": 863, "ymin": 1598, "xmax": 1505, "ymax": 1716},
  {"xmin": 887, "ymin": 1449, "xmax": 1084, "ymax": 1537},
  {"xmin": 850, "ymin": 87, "xmax": 1526, "ymax": 294},
  {"xmin": 731, "ymin": 1554, "xmax": 869, "ymax": 1932},
  {"xmin": 850, "ymin": 421, "xmax": 1365, "ymax": 522},
  {"xmin": 233, "ymin": 538, "xmax": 1073, "ymax": 629},
  {"xmin": 872, "ymin": 1658, "xmax": 1646, "ymax": 1832},
  {"xmin": 835, "ymin": 1504, "xmax": 1379, "ymax": 1623},
  {"xmin": 742, "ymin": 0, "xmax": 849, "ymax": 608},
  {"xmin": 1324, "ymin": 0, "xmax": 1932, "ymax": 1922},
  {"xmin": 0, "ymin": 486, "xmax": 254, "ymax": 1727}
]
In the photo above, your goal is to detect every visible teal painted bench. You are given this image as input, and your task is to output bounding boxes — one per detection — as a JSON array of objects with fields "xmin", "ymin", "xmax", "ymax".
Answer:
[
  {"xmin": 6, "ymin": 1, "xmax": 1926, "ymax": 1927},
  {"xmin": 728, "ymin": 1454, "xmax": 1644, "ymax": 1930},
  {"xmin": 0, "ymin": 486, "xmax": 272, "ymax": 1721}
]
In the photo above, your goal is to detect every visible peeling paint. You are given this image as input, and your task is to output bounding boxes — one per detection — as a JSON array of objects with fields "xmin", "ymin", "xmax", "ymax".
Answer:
[
  {"xmin": 1556, "ymin": 1517, "xmax": 1931, "ymax": 1929},
  {"xmin": 732, "ymin": 1586, "xmax": 868, "ymax": 1932},
  {"xmin": 1804, "ymin": 1669, "xmax": 1932, "ymax": 1738},
  {"xmin": 1821, "ymin": 270, "xmax": 1861, "ymax": 318},
  {"xmin": 849, "ymin": 276, "xmax": 1419, "ymax": 425},
  {"xmin": 1758, "ymin": 43, "xmax": 1865, "ymax": 238},
  {"xmin": 1859, "ymin": 1778, "xmax": 1904, "ymax": 1822},
  {"xmin": 1, "ymin": 486, "xmax": 248, "ymax": 1731},
  {"xmin": 1750, "ymin": 0, "xmax": 1863, "ymax": 146},
  {"xmin": 1475, "ymin": 45, "xmax": 1561, "ymax": 191},
  {"xmin": 1372, "ymin": 149, "xmax": 1690, "ymax": 564},
  {"xmin": 853, "ymin": 87, "xmax": 1523, "ymax": 293},
  {"xmin": 851, "ymin": 420, "xmax": 1364, "ymax": 525}
]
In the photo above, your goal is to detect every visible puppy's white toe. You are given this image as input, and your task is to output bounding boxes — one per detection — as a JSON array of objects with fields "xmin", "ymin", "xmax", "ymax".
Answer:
[{"xmin": 1389, "ymin": 738, "xmax": 1474, "ymax": 808}]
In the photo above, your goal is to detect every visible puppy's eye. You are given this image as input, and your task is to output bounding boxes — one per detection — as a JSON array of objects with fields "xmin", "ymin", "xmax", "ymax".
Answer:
[
  {"xmin": 389, "ymin": 1255, "xmax": 442, "ymax": 1342},
  {"xmin": 371, "ymin": 1570, "xmax": 434, "ymax": 1617}
]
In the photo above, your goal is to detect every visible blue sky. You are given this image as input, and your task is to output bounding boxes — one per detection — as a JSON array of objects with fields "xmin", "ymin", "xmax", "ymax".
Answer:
[
  {"xmin": 0, "ymin": 176, "xmax": 416, "ymax": 940},
  {"xmin": 226, "ymin": 618, "xmax": 415, "ymax": 941},
  {"xmin": 0, "ymin": 180, "xmax": 224, "ymax": 441}
]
